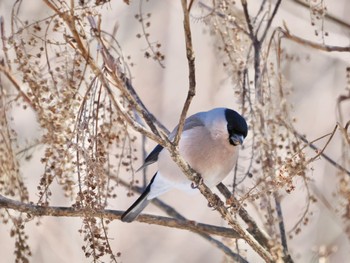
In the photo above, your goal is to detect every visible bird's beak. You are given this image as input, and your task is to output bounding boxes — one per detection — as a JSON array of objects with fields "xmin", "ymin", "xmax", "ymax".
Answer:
[{"xmin": 230, "ymin": 134, "xmax": 244, "ymax": 146}]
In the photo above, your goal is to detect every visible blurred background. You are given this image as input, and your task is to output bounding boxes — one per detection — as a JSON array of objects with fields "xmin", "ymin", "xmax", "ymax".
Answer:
[{"xmin": 0, "ymin": 0, "xmax": 349, "ymax": 262}]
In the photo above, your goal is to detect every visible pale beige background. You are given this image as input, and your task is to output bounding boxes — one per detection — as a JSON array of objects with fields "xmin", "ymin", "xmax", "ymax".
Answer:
[{"xmin": 0, "ymin": 0, "xmax": 350, "ymax": 262}]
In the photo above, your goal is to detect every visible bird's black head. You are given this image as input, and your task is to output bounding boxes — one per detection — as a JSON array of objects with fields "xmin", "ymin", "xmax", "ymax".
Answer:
[{"xmin": 225, "ymin": 109, "xmax": 248, "ymax": 146}]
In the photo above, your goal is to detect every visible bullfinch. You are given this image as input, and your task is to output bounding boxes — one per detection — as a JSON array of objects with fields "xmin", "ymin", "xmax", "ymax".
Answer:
[{"xmin": 121, "ymin": 108, "xmax": 248, "ymax": 222}]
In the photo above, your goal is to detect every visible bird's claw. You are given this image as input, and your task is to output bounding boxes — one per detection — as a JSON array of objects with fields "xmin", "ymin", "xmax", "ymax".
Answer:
[
  {"xmin": 191, "ymin": 176, "xmax": 203, "ymax": 189},
  {"xmin": 191, "ymin": 182, "xmax": 198, "ymax": 189}
]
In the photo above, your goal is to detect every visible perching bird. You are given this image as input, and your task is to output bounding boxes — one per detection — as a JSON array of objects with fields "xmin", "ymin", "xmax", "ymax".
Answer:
[{"xmin": 121, "ymin": 108, "xmax": 248, "ymax": 222}]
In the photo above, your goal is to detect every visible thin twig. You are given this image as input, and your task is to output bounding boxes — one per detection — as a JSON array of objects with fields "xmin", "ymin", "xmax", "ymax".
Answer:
[
  {"xmin": 173, "ymin": 0, "xmax": 196, "ymax": 146},
  {"xmin": 22, "ymin": 185, "xmax": 256, "ymax": 263}
]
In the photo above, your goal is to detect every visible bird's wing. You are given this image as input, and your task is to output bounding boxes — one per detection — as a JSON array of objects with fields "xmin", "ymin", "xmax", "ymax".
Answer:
[
  {"xmin": 136, "ymin": 144, "xmax": 164, "ymax": 172},
  {"xmin": 183, "ymin": 114, "xmax": 205, "ymax": 131},
  {"xmin": 137, "ymin": 114, "xmax": 204, "ymax": 172},
  {"xmin": 169, "ymin": 113, "xmax": 205, "ymax": 139}
]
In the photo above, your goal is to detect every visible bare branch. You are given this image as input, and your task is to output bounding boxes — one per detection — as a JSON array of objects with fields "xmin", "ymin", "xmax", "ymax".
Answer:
[{"xmin": 0, "ymin": 193, "xmax": 240, "ymax": 238}]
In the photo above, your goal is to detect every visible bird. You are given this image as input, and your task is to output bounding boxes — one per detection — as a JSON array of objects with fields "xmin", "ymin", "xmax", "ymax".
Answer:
[{"xmin": 121, "ymin": 107, "xmax": 248, "ymax": 222}]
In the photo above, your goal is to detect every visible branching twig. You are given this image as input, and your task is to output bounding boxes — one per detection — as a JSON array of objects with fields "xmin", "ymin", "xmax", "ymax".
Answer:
[
  {"xmin": 295, "ymin": 125, "xmax": 350, "ymax": 176},
  {"xmin": 259, "ymin": 0, "xmax": 282, "ymax": 43},
  {"xmin": 217, "ymin": 183, "xmax": 271, "ymax": 250}
]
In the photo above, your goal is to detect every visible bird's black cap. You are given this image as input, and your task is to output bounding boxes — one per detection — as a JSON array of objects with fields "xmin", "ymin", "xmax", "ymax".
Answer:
[{"xmin": 225, "ymin": 109, "xmax": 248, "ymax": 138}]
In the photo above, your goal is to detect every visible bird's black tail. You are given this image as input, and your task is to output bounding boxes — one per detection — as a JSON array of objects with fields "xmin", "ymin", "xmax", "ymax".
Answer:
[{"xmin": 121, "ymin": 173, "xmax": 157, "ymax": 223}]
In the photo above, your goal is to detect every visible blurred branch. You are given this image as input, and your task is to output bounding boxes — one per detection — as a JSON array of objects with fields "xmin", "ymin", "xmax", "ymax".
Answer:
[
  {"xmin": 273, "ymin": 194, "xmax": 293, "ymax": 263},
  {"xmin": 279, "ymin": 27, "xmax": 350, "ymax": 52},
  {"xmin": 0, "ymin": 17, "xmax": 11, "ymax": 70}
]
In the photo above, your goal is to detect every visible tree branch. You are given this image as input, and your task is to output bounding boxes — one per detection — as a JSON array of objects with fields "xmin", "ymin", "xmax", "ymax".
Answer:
[
  {"xmin": 0, "ymin": 194, "xmax": 243, "ymax": 242},
  {"xmin": 279, "ymin": 27, "xmax": 350, "ymax": 52}
]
